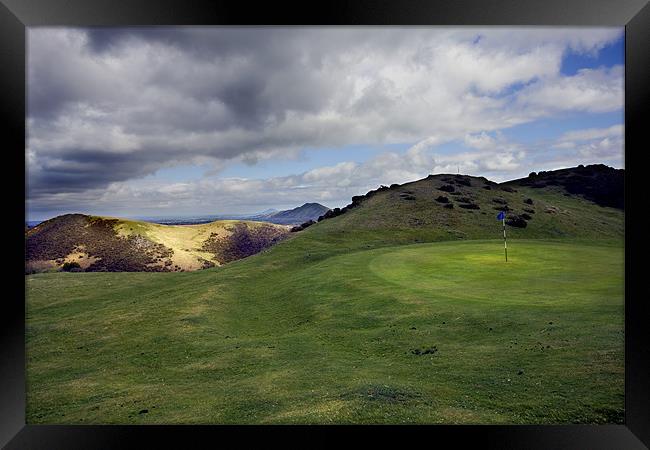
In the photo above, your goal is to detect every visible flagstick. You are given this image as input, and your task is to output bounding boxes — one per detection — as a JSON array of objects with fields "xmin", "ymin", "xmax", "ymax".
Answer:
[{"xmin": 502, "ymin": 217, "xmax": 508, "ymax": 262}]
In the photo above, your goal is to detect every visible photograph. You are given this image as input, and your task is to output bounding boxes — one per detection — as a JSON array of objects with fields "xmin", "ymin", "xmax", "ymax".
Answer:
[{"xmin": 24, "ymin": 26, "xmax": 626, "ymax": 425}]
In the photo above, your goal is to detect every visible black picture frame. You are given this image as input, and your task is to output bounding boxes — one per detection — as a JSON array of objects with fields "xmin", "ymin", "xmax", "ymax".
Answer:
[{"xmin": 2, "ymin": 0, "xmax": 648, "ymax": 448}]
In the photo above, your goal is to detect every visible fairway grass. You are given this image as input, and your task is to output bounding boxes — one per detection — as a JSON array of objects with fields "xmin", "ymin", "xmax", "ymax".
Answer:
[{"xmin": 26, "ymin": 239, "xmax": 624, "ymax": 424}]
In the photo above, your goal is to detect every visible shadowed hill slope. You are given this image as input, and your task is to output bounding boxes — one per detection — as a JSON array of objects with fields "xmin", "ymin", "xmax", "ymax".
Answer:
[{"xmin": 504, "ymin": 164, "xmax": 624, "ymax": 209}]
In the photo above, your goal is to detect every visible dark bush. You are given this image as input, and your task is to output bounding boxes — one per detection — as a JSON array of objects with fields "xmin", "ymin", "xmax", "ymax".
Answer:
[
  {"xmin": 62, "ymin": 261, "xmax": 81, "ymax": 271},
  {"xmin": 492, "ymin": 198, "xmax": 508, "ymax": 205},
  {"xmin": 524, "ymin": 198, "xmax": 534, "ymax": 205},
  {"xmin": 351, "ymin": 195, "xmax": 364, "ymax": 205},
  {"xmin": 444, "ymin": 203, "xmax": 454, "ymax": 209},
  {"xmin": 199, "ymin": 258, "xmax": 216, "ymax": 269},
  {"xmin": 455, "ymin": 177, "xmax": 472, "ymax": 187},
  {"xmin": 411, "ymin": 346, "xmax": 438, "ymax": 356},
  {"xmin": 501, "ymin": 186, "xmax": 517, "ymax": 193},
  {"xmin": 458, "ymin": 203, "xmax": 480, "ymax": 210},
  {"xmin": 389, "ymin": 184, "xmax": 400, "ymax": 189},
  {"xmin": 320, "ymin": 208, "xmax": 342, "ymax": 221},
  {"xmin": 483, "ymin": 185, "xmax": 492, "ymax": 190},
  {"xmin": 521, "ymin": 213, "xmax": 532, "ymax": 220},
  {"xmin": 529, "ymin": 172, "xmax": 537, "ymax": 177},
  {"xmin": 506, "ymin": 215, "xmax": 528, "ymax": 228},
  {"xmin": 493, "ymin": 205, "xmax": 510, "ymax": 211},
  {"xmin": 435, "ymin": 196, "xmax": 449, "ymax": 203},
  {"xmin": 457, "ymin": 197, "xmax": 473, "ymax": 203},
  {"xmin": 439, "ymin": 184, "xmax": 455, "ymax": 192},
  {"xmin": 290, "ymin": 219, "xmax": 316, "ymax": 232},
  {"xmin": 523, "ymin": 208, "xmax": 535, "ymax": 214}
]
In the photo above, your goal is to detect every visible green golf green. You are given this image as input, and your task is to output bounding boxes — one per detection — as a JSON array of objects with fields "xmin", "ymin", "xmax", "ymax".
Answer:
[{"xmin": 26, "ymin": 238, "xmax": 623, "ymax": 424}]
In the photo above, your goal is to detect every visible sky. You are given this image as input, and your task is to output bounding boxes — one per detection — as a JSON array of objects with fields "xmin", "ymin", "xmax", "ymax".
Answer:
[{"xmin": 26, "ymin": 27, "xmax": 624, "ymax": 221}]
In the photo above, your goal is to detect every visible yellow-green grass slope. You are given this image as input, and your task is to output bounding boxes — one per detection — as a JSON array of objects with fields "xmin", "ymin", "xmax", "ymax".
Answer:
[
  {"xmin": 26, "ymin": 172, "xmax": 624, "ymax": 424},
  {"xmin": 111, "ymin": 218, "xmax": 289, "ymax": 270}
]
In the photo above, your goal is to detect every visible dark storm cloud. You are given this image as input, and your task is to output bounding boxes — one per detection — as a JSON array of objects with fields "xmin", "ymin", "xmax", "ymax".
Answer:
[
  {"xmin": 27, "ymin": 27, "xmax": 623, "ymax": 211},
  {"xmin": 28, "ymin": 149, "xmax": 161, "ymax": 195},
  {"xmin": 27, "ymin": 28, "xmax": 360, "ymax": 195}
]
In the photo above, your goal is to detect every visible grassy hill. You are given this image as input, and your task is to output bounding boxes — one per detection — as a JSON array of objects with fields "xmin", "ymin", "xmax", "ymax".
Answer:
[
  {"xmin": 25, "ymin": 164, "xmax": 625, "ymax": 424},
  {"xmin": 286, "ymin": 166, "xmax": 623, "ymax": 260},
  {"xmin": 26, "ymin": 215, "xmax": 289, "ymax": 273}
]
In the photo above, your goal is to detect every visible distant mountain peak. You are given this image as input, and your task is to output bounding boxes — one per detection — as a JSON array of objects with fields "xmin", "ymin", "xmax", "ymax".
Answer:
[
  {"xmin": 262, "ymin": 202, "xmax": 330, "ymax": 225},
  {"xmin": 256, "ymin": 208, "xmax": 279, "ymax": 215}
]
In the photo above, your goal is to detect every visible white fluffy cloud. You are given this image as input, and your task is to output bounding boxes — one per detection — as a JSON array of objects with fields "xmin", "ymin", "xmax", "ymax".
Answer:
[
  {"xmin": 557, "ymin": 124, "xmax": 624, "ymax": 142},
  {"xmin": 515, "ymin": 66, "xmax": 623, "ymax": 114}
]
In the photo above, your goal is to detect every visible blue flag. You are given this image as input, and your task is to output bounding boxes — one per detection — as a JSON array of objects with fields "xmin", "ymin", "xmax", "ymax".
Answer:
[{"xmin": 496, "ymin": 211, "xmax": 506, "ymax": 220}]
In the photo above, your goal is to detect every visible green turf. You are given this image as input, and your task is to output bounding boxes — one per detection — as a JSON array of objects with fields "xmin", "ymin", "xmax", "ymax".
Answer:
[{"xmin": 26, "ymin": 238, "xmax": 624, "ymax": 424}]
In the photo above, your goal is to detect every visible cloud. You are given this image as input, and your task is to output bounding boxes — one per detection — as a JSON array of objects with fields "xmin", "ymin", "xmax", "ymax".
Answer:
[
  {"xmin": 26, "ymin": 27, "xmax": 624, "ymax": 217},
  {"xmin": 464, "ymin": 132, "xmax": 497, "ymax": 150},
  {"xmin": 515, "ymin": 66, "xmax": 624, "ymax": 114},
  {"xmin": 557, "ymin": 124, "xmax": 623, "ymax": 142},
  {"xmin": 27, "ymin": 133, "xmax": 532, "ymax": 218},
  {"xmin": 529, "ymin": 124, "xmax": 625, "ymax": 171}
]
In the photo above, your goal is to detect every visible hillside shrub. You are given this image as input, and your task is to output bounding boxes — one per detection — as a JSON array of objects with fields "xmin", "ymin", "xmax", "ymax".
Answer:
[
  {"xmin": 62, "ymin": 261, "xmax": 81, "ymax": 272},
  {"xmin": 439, "ymin": 184, "xmax": 455, "ymax": 192},
  {"xmin": 318, "ymin": 207, "xmax": 344, "ymax": 221},
  {"xmin": 506, "ymin": 215, "xmax": 528, "ymax": 228},
  {"xmin": 350, "ymin": 195, "xmax": 364, "ymax": 206},
  {"xmin": 291, "ymin": 220, "xmax": 316, "ymax": 232}
]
